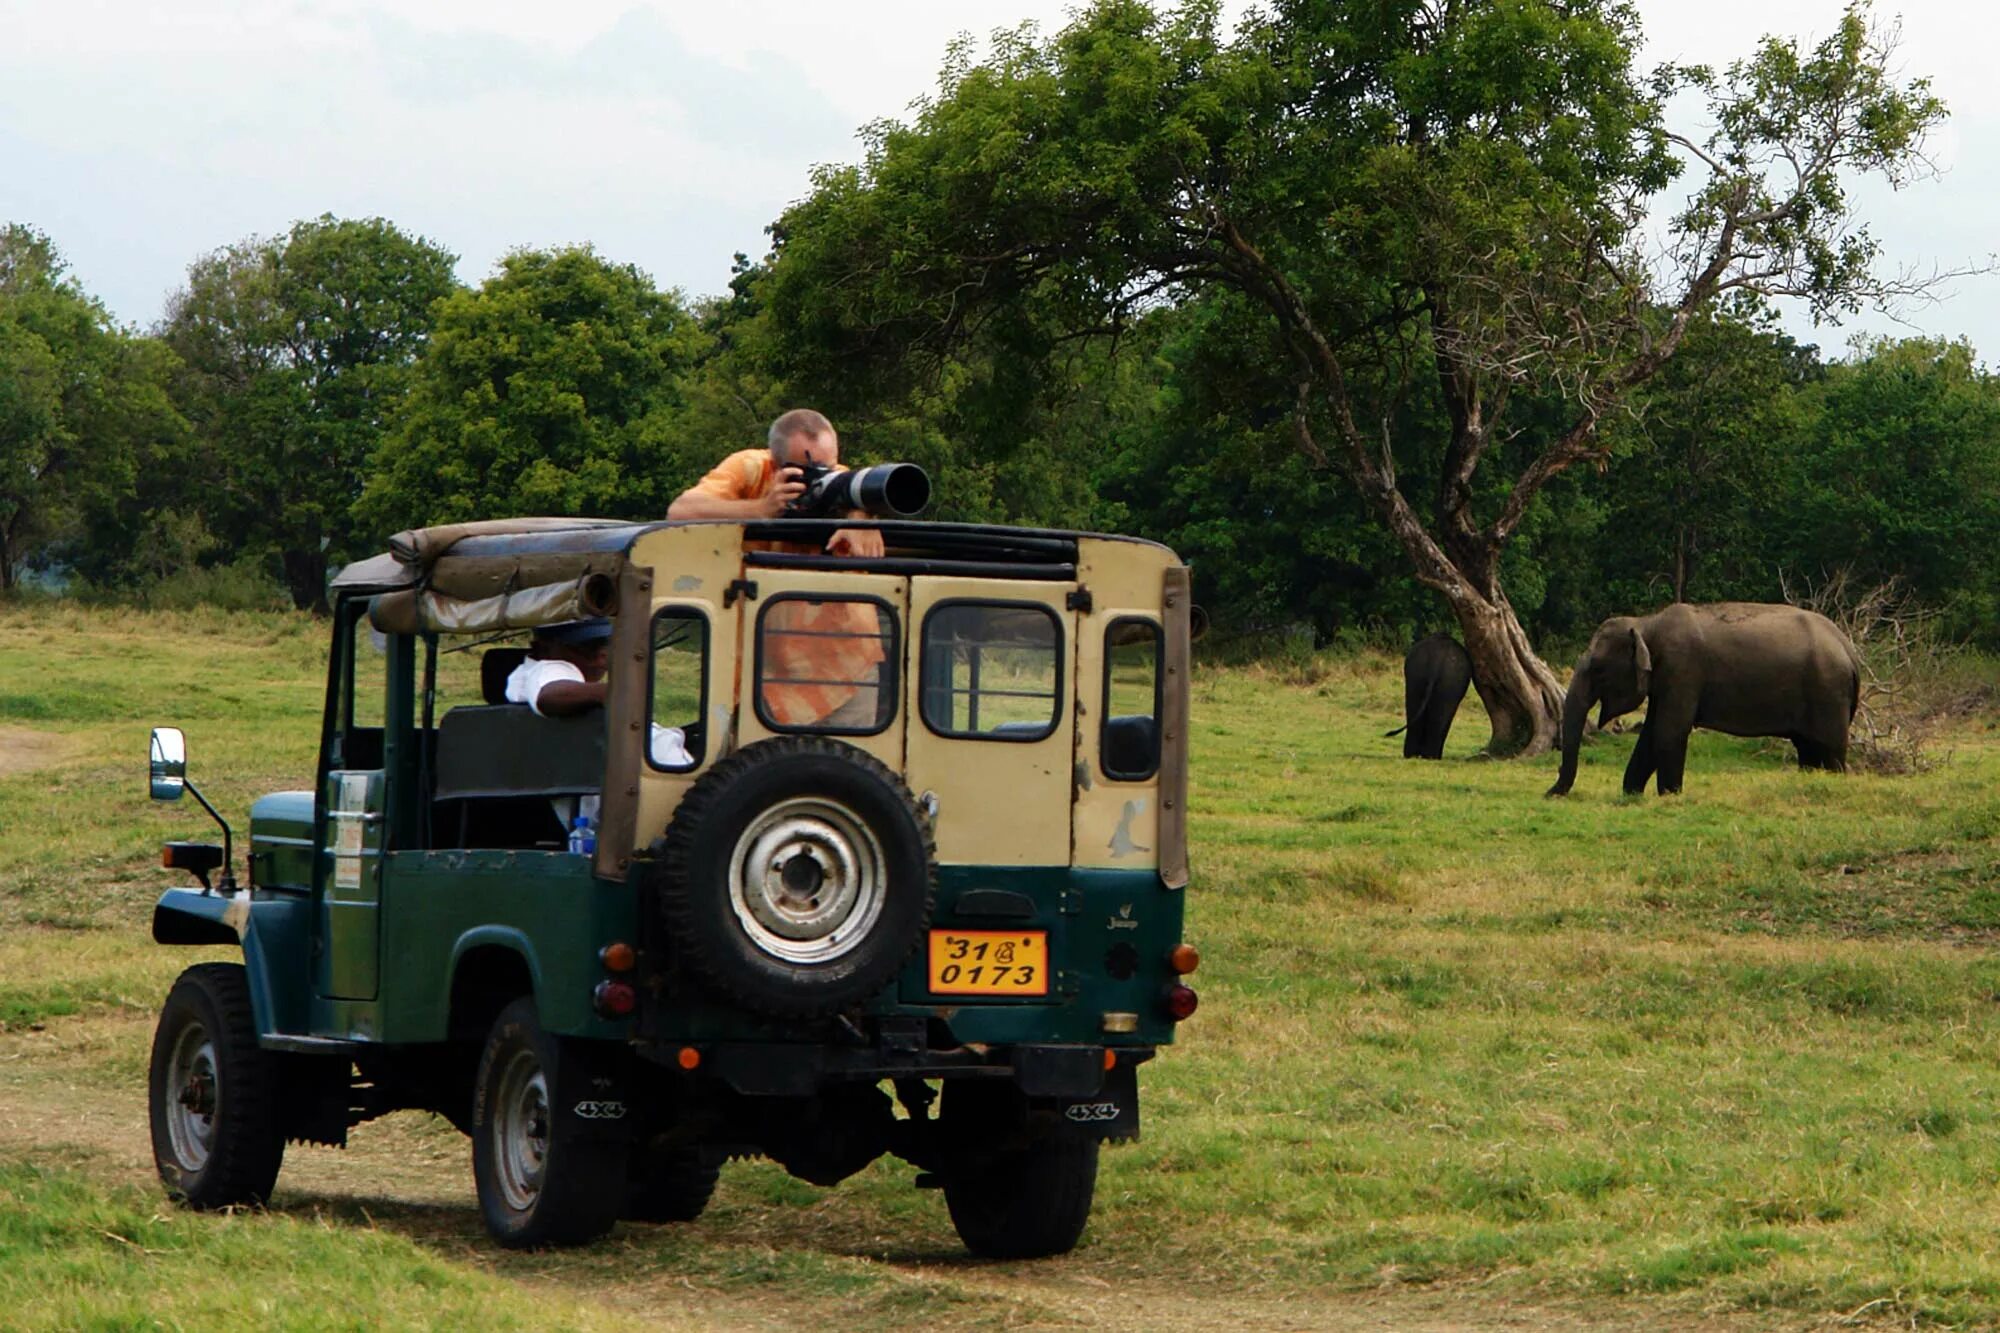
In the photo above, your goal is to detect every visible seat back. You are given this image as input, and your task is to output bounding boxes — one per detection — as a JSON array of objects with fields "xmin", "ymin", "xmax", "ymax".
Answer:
[
  {"xmin": 480, "ymin": 648, "xmax": 531, "ymax": 705},
  {"xmin": 1102, "ymin": 714, "xmax": 1159, "ymax": 779},
  {"xmin": 435, "ymin": 706, "xmax": 606, "ymax": 799}
]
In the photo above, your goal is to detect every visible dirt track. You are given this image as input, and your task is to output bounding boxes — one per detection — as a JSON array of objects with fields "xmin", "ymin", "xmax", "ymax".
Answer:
[
  {"xmin": 0, "ymin": 727, "xmax": 68, "ymax": 778},
  {"xmin": 0, "ymin": 1013, "xmax": 1839, "ymax": 1333}
]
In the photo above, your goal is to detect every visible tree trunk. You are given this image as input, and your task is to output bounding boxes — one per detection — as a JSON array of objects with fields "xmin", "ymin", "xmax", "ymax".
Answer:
[
  {"xmin": 1350, "ymin": 465, "xmax": 1566, "ymax": 755},
  {"xmin": 1452, "ymin": 585, "xmax": 1566, "ymax": 756},
  {"xmin": 281, "ymin": 548, "xmax": 329, "ymax": 615}
]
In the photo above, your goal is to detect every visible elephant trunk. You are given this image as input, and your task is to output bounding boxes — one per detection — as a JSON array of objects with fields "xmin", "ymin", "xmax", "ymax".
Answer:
[{"xmin": 1545, "ymin": 673, "xmax": 1595, "ymax": 797}]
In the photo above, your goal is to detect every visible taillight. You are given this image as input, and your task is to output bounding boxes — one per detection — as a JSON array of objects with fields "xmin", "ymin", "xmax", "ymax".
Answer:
[
  {"xmin": 1164, "ymin": 984, "xmax": 1199, "ymax": 1021},
  {"xmin": 599, "ymin": 941, "xmax": 636, "ymax": 973},
  {"xmin": 593, "ymin": 980, "xmax": 637, "ymax": 1017},
  {"xmin": 1167, "ymin": 943, "xmax": 1200, "ymax": 975}
]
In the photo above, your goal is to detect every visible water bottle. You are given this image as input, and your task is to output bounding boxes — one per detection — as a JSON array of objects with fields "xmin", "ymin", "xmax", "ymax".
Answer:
[{"xmin": 568, "ymin": 815, "xmax": 596, "ymax": 856}]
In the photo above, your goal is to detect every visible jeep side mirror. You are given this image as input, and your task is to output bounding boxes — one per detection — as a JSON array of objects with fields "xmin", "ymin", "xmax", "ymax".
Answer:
[{"xmin": 150, "ymin": 727, "xmax": 187, "ymax": 802}]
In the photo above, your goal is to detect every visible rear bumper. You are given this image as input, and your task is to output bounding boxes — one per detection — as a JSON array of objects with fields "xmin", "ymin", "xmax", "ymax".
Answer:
[{"xmin": 646, "ymin": 1035, "xmax": 1152, "ymax": 1099}]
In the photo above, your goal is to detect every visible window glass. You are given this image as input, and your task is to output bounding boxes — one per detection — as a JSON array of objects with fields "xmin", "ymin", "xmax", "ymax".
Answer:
[
  {"xmin": 755, "ymin": 597, "xmax": 897, "ymax": 735},
  {"xmin": 649, "ymin": 608, "xmax": 708, "ymax": 771},
  {"xmin": 921, "ymin": 603, "xmax": 1061, "ymax": 740},
  {"xmin": 347, "ymin": 614, "xmax": 387, "ymax": 730},
  {"xmin": 1101, "ymin": 618, "xmax": 1162, "ymax": 780}
]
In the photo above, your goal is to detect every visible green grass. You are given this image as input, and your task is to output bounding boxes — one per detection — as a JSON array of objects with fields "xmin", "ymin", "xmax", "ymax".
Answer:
[
  {"xmin": 10, "ymin": 602, "xmax": 2000, "ymax": 1326},
  {"xmin": 0, "ymin": 1160, "xmax": 620, "ymax": 1332}
]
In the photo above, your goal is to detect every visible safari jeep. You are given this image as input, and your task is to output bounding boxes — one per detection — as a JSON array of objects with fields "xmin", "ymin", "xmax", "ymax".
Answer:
[{"xmin": 145, "ymin": 516, "xmax": 1196, "ymax": 1255}]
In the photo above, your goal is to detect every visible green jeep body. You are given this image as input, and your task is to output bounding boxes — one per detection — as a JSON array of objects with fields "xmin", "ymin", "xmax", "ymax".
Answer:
[{"xmin": 146, "ymin": 516, "xmax": 1197, "ymax": 1254}]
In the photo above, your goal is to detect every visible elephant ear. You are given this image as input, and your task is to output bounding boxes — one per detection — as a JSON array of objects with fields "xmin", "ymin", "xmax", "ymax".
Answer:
[{"xmin": 1631, "ymin": 626, "xmax": 1653, "ymax": 699}]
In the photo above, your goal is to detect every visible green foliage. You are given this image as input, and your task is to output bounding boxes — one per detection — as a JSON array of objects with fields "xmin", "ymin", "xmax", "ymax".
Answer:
[
  {"xmin": 159, "ymin": 215, "xmax": 460, "ymax": 610},
  {"xmin": 361, "ymin": 246, "xmax": 710, "ymax": 526},
  {"xmin": 0, "ymin": 226, "xmax": 181, "ymax": 592}
]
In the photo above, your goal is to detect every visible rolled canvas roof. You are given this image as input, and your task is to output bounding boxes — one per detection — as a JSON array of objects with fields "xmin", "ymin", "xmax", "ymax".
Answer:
[{"xmin": 330, "ymin": 517, "xmax": 645, "ymax": 596}]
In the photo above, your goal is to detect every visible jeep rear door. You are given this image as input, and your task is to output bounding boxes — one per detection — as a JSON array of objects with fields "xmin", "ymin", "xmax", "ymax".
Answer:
[{"xmin": 903, "ymin": 577, "xmax": 1075, "ymax": 867}]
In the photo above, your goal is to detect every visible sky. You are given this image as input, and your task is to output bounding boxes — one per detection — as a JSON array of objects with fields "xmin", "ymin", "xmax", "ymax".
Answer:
[{"xmin": 2, "ymin": 0, "xmax": 1992, "ymax": 360}]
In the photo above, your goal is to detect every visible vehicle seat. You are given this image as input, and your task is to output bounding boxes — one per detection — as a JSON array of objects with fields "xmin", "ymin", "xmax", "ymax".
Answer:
[
  {"xmin": 435, "ymin": 706, "xmax": 606, "ymax": 799},
  {"xmin": 480, "ymin": 648, "xmax": 531, "ymax": 705},
  {"xmin": 1102, "ymin": 715, "xmax": 1159, "ymax": 778}
]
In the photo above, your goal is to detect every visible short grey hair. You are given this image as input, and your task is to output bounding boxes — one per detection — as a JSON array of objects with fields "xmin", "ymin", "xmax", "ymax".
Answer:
[{"xmin": 767, "ymin": 408, "xmax": 834, "ymax": 459}]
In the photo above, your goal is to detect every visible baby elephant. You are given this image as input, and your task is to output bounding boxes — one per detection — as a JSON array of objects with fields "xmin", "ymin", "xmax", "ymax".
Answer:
[
  {"xmin": 1387, "ymin": 633, "xmax": 1473, "ymax": 759},
  {"xmin": 1547, "ymin": 602, "xmax": 1862, "ymax": 797}
]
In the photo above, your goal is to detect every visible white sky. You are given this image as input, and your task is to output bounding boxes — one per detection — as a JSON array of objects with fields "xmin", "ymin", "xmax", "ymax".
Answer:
[{"xmin": 2, "ymin": 1, "xmax": 1992, "ymax": 360}]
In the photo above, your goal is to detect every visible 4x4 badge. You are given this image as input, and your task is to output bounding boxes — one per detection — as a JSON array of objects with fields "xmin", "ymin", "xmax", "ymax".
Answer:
[{"xmin": 572, "ymin": 1100, "xmax": 627, "ymax": 1120}]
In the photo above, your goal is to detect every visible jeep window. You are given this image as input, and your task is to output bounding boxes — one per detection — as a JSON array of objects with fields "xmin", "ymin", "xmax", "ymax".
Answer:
[
  {"xmin": 754, "ymin": 596, "xmax": 898, "ymax": 736},
  {"xmin": 333, "ymin": 601, "xmax": 387, "ymax": 770},
  {"xmin": 920, "ymin": 602, "xmax": 1061, "ymax": 741},
  {"xmin": 1101, "ymin": 617, "xmax": 1162, "ymax": 780},
  {"xmin": 648, "ymin": 607, "xmax": 708, "ymax": 772}
]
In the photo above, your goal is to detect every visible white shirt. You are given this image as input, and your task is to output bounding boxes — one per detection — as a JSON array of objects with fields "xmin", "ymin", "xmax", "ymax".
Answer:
[
  {"xmin": 503, "ymin": 654, "xmax": 692, "ymax": 768},
  {"xmin": 505, "ymin": 657, "xmax": 585, "ymax": 716}
]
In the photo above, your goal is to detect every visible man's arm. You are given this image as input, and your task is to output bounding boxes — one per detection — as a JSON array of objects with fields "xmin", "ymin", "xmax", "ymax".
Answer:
[
  {"xmin": 668, "ymin": 463, "xmax": 807, "ymax": 520},
  {"xmin": 533, "ymin": 679, "xmax": 607, "ymax": 716},
  {"xmin": 827, "ymin": 520, "xmax": 886, "ymax": 558}
]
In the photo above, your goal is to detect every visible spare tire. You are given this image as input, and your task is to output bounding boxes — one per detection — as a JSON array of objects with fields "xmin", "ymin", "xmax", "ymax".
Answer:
[{"xmin": 658, "ymin": 737, "xmax": 936, "ymax": 1018}]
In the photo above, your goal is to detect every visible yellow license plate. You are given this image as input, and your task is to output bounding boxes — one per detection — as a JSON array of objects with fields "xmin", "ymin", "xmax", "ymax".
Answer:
[{"xmin": 927, "ymin": 930, "xmax": 1049, "ymax": 996}]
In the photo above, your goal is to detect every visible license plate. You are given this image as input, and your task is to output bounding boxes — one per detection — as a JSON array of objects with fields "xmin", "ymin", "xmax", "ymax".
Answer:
[{"xmin": 927, "ymin": 930, "xmax": 1049, "ymax": 996}]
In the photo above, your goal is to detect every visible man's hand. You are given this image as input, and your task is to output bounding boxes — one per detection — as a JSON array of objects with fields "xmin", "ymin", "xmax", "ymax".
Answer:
[
  {"xmin": 758, "ymin": 467, "xmax": 807, "ymax": 518},
  {"xmin": 827, "ymin": 526, "xmax": 886, "ymax": 558}
]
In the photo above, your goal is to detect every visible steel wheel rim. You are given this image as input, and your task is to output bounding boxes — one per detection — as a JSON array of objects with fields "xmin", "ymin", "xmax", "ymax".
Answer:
[
  {"xmin": 492, "ymin": 1048, "xmax": 550, "ymax": 1213},
  {"xmin": 726, "ymin": 796, "xmax": 887, "ymax": 965},
  {"xmin": 166, "ymin": 1020, "xmax": 218, "ymax": 1172}
]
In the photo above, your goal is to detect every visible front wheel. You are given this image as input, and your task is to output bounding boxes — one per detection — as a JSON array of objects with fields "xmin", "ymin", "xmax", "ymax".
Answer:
[
  {"xmin": 471, "ymin": 998, "xmax": 623, "ymax": 1248},
  {"xmin": 148, "ymin": 962, "xmax": 285, "ymax": 1209}
]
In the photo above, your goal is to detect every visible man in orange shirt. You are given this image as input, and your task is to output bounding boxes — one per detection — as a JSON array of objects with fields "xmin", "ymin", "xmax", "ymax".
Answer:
[{"xmin": 668, "ymin": 410, "xmax": 890, "ymax": 729}]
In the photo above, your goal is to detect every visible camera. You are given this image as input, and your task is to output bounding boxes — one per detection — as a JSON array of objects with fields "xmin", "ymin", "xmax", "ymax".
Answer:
[{"xmin": 784, "ymin": 461, "xmax": 932, "ymax": 519}]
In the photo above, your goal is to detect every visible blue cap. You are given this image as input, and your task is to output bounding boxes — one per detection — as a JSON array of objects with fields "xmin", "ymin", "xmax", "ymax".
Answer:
[{"xmin": 536, "ymin": 617, "xmax": 614, "ymax": 645}]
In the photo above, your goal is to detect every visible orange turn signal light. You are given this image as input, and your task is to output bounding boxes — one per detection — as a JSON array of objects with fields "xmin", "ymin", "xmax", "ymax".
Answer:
[
  {"xmin": 676, "ymin": 1046, "xmax": 702, "ymax": 1071},
  {"xmin": 1103, "ymin": 1048, "xmax": 1117, "ymax": 1071},
  {"xmin": 1167, "ymin": 944, "xmax": 1201, "ymax": 976},
  {"xmin": 599, "ymin": 941, "xmax": 636, "ymax": 973}
]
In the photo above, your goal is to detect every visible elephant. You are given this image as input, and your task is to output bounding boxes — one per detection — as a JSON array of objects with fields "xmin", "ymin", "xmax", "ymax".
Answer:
[
  {"xmin": 1546, "ymin": 602, "xmax": 1862, "ymax": 798},
  {"xmin": 1386, "ymin": 633, "xmax": 1473, "ymax": 760}
]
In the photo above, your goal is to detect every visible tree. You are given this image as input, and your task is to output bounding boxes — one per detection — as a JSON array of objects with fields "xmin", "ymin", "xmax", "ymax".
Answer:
[
  {"xmin": 1581, "ymin": 300, "xmax": 1818, "ymax": 609},
  {"xmin": 162, "ymin": 216, "xmax": 459, "ymax": 611},
  {"xmin": 760, "ymin": 0, "xmax": 1950, "ymax": 752},
  {"xmin": 360, "ymin": 247, "xmax": 709, "ymax": 526},
  {"xmin": 1782, "ymin": 337, "xmax": 2000, "ymax": 638},
  {"xmin": 0, "ymin": 226, "xmax": 178, "ymax": 589}
]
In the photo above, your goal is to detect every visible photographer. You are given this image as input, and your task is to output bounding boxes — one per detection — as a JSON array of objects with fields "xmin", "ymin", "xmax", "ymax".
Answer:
[
  {"xmin": 668, "ymin": 410, "xmax": 888, "ymax": 729},
  {"xmin": 666, "ymin": 409, "xmax": 885, "ymax": 558}
]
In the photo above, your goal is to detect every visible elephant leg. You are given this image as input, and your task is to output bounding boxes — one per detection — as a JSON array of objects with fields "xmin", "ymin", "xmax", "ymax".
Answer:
[
  {"xmin": 1622, "ymin": 723, "xmax": 1657, "ymax": 795},
  {"xmin": 1794, "ymin": 737, "xmax": 1828, "ymax": 770},
  {"xmin": 1653, "ymin": 730, "xmax": 1691, "ymax": 795},
  {"xmin": 1424, "ymin": 708, "xmax": 1452, "ymax": 759}
]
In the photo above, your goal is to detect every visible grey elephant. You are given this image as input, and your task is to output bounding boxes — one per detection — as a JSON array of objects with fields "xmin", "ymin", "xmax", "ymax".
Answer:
[
  {"xmin": 1546, "ymin": 603, "xmax": 1862, "ymax": 797},
  {"xmin": 1386, "ymin": 633, "xmax": 1473, "ymax": 760}
]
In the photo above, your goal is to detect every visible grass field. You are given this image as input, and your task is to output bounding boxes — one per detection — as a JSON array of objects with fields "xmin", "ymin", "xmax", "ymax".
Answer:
[{"xmin": 6, "ymin": 600, "xmax": 2000, "ymax": 1329}]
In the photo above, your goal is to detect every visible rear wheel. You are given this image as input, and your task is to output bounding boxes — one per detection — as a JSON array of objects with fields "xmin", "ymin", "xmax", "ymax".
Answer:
[
  {"xmin": 148, "ymin": 962, "xmax": 285, "ymax": 1209},
  {"xmin": 471, "ymin": 998, "xmax": 623, "ymax": 1248},
  {"xmin": 940, "ymin": 1084, "xmax": 1099, "ymax": 1259},
  {"xmin": 623, "ymin": 1141, "xmax": 722, "ymax": 1223}
]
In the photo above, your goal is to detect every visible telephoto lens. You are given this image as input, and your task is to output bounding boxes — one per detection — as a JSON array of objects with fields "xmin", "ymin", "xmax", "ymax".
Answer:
[{"xmin": 787, "ymin": 462, "xmax": 931, "ymax": 519}]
